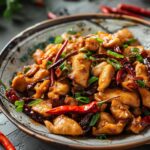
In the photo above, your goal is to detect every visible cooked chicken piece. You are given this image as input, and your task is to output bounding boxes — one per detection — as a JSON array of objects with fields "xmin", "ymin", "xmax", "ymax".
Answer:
[
  {"xmin": 24, "ymin": 64, "xmax": 39, "ymax": 77},
  {"xmin": 122, "ymin": 74, "xmax": 136, "ymax": 91},
  {"xmin": 69, "ymin": 53, "xmax": 91, "ymax": 87},
  {"xmin": 98, "ymin": 89, "xmax": 140, "ymax": 107},
  {"xmin": 85, "ymin": 38, "xmax": 99, "ymax": 51},
  {"xmin": 123, "ymin": 46, "xmax": 144, "ymax": 57},
  {"xmin": 92, "ymin": 62, "xmax": 108, "ymax": 77},
  {"xmin": 127, "ymin": 116, "xmax": 145, "ymax": 134},
  {"xmin": 114, "ymin": 28, "xmax": 133, "ymax": 44},
  {"xmin": 32, "ymin": 100, "xmax": 52, "ymax": 117},
  {"xmin": 44, "ymin": 115, "xmax": 83, "ymax": 135},
  {"xmin": 64, "ymin": 95, "xmax": 78, "ymax": 106},
  {"xmin": 111, "ymin": 99, "xmax": 133, "ymax": 120},
  {"xmin": 98, "ymin": 64, "xmax": 115, "ymax": 92},
  {"xmin": 92, "ymin": 112, "xmax": 126, "ymax": 135},
  {"xmin": 98, "ymin": 46, "xmax": 107, "ymax": 54},
  {"xmin": 48, "ymin": 81, "xmax": 70, "ymax": 100},
  {"xmin": 26, "ymin": 68, "xmax": 49, "ymax": 84},
  {"xmin": 33, "ymin": 49, "xmax": 44, "ymax": 64},
  {"xmin": 44, "ymin": 44, "xmax": 62, "ymax": 60},
  {"xmin": 33, "ymin": 80, "xmax": 50, "ymax": 98},
  {"xmin": 98, "ymin": 32, "xmax": 120, "ymax": 48},
  {"xmin": 12, "ymin": 73, "xmax": 27, "ymax": 92},
  {"xmin": 135, "ymin": 61, "xmax": 149, "ymax": 85},
  {"xmin": 139, "ymin": 88, "xmax": 150, "ymax": 109}
]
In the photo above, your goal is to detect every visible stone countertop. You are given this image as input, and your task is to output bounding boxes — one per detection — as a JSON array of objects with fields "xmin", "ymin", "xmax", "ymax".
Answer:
[{"xmin": 0, "ymin": 0, "xmax": 150, "ymax": 149}]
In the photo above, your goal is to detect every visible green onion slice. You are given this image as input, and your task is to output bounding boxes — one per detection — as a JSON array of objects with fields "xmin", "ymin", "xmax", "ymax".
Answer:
[
  {"xmin": 107, "ymin": 50, "xmax": 124, "ymax": 59},
  {"xmin": 107, "ymin": 58, "xmax": 122, "ymax": 70},
  {"xmin": 28, "ymin": 99, "xmax": 43, "ymax": 107},
  {"xmin": 54, "ymin": 36, "xmax": 63, "ymax": 44},
  {"xmin": 136, "ymin": 80, "xmax": 145, "ymax": 88},
  {"xmin": 88, "ymin": 76, "xmax": 98, "ymax": 85},
  {"xmin": 96, "ymin": 134, "xmax": 107, "ymax": 140}
]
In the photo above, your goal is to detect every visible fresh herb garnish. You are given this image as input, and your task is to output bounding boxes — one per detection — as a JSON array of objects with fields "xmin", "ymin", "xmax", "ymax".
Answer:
[
  {"xmin": 89, "ymin": 113, "xmax": 100, "ymax": 126},
  {"xmin": 131, "ymin": 47, "xmax": 139, "ymax": 53},
  {"xmin": 136, "ymin": 80, "xmax": 145, "ymax": 88},
  {"xmin": 96, "ymin": 134, "xmax": 107, "ymax": 140},
  {"xmin": 75, "ymin": 93, "xmax": 90, "ymax": 104},
  {"xmin": 107, "ymin": 50, "xmax": 124, "ymax": 59},
  {"xmin": 107, "ymin": 58, "xmax": 122, "ymax": 70},
  {"xmin": 136, "ymin": 54, "xmax": 143, "ymax": 63},
  {"xmin": 88, "ymin": 76, "xmax": 98, "ymax": 85},
  {"xmin": 54, "ymin": 36, "xmax": 63, "ymax": 44},
  {"xmin": 46, "ymin": 61, "xmax": 52, "ymax": 69},
  {"xmin": 28, "ymin": 99, "xmax": 43, "ymax": 106},
  {"xmin": 24, "ymin": 67, "xmax": 30, "ymax": 74},
  {"xmin": 67, "ymin": 28, "xmax": 77, "ymax": 35},
  {"xmin": 15, "ymin": 100, "xmax": 24, "ymax": 112}
]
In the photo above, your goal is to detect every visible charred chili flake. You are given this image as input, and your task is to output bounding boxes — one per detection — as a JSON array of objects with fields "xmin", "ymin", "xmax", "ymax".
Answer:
[
  {"xmin": 0, "ymin": 132, "xmax": 16, "ymax": 150},
  {"xmin": 107, "ymin": 58, "xmax": 122, "ymax": 70},
  {"xmin": 142, "ymin": 115, "xmax": 150, "ymax": 125},
  {"xmin": 96, "ymin": 134, "xmax": 107, "ymax": 140},
  {"xmin": 6, "ymin": 89, "xmax": 19, "ymax": 103},
  {"xmin": 54, "ymin": 36, "xmax": 63, "ymax": 44},
  {"xmin": 28, "ymin": 99, "xmax": 43, "ymax": 106},
  {"xmin": 136, "ymin": 80, "xmax": 145, "ymax": 88},
  {"xmin": 107, "ymin": 50, "xmax": 124, "ymax": 58},
  {"xmin": 88, "ymin": 76, "xmax": 98, "ymax": 85},
  {"xmin": 89, "ymin": 112, "xmax": 100, "ymax": 126}
]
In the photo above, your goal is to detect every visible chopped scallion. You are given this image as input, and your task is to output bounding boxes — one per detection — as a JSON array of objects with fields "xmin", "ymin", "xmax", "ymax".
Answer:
[
  {"xmin": 88, "ymin": 76, "xmax": 98, "ymax": 85},
  {"xmin": 54, "ymin": 36, "xmax": 63, "ymax": 44},
  {"xmin": 28, "ymin": 99, "xmax": 43, "ymax": 106},
  {"xmin": 107, "ymin": 50, "xmax": 124, "ymax": 59},
  {"xmin": 107, "ymin": 58, "xmax": 122, "ymax": 70},
  {"xmin": 89, "ymin": 113, "xmax": 100, "ymax": 126}
]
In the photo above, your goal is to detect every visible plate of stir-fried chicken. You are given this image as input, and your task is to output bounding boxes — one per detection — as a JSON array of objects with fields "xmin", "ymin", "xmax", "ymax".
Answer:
[{"xmin": 0, "ymin": 14, "xmax": 150, "ymax": 149}]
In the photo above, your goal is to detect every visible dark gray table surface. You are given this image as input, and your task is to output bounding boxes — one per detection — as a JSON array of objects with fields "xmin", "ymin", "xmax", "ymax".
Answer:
[{"xmin": 0, "ymin": 0, "xmax": 150, "ymax": 149}]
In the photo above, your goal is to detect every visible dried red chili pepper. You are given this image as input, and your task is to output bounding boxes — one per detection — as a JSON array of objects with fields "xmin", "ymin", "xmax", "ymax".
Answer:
[
  {"xmin": 5, "ymin": 89, "xmax": 19, "ymax": 103},
  {"xmin": 46, "ymin": 97, "xmax": 119, "ymax": 115},
  {"xmin": 100, "ymin": 5, "xmax": 142, "ymax": 18},
  {"xmin": 34, "ymin": 0, "xmax": 45, "ymax": 7},
  {"xmin": 0, "ymin": 132, "xmax": 16, "ymax": 150},
  {"xmin": 118, "ymin": 4, "xmax": 150, "ymax": 17},
  {"xmin": 114, "ymin": 46, "xmax": 122, "ymax": 54}
]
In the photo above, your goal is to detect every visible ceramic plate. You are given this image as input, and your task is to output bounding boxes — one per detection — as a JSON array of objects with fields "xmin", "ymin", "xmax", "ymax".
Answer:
[{"xmin": 0, "ymin": 14, "xmax": 150, "ymax": 149}]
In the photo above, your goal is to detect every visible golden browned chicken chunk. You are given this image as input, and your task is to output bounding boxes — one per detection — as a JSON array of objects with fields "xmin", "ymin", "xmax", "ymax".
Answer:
[
  {"xmin": 12, "ymin": 73, "xmax": 27, "ymax": 92},
  {"xmin": 92, "ymin": 112, "xmax": 126, "ymax": 135},
  {"xmin": 69, "ymin": 53, "xmax": 91, "ymax": 87},
  {"xmin": 26, "ymin": 68, "xmax": 49, "ymax": 84},
  {"xmin": 44, "ymin": 115, "xmax": 83, "ymax": 136},
  {"xmin": 85, "ymin": 37, "xmax": 99, "ymax": 51},
  {"xmin": 135, "ymin": 61, "xmax": 149, "ymax": 86},
  {"xmin": 114, "ymin": 28, "xmax": 133, "ymax": 44},
  {"xmin": 32, "ymin": 100, "xmax": 52, "ymax": 117},
  {"xmin": 139, "ymin": 88, "xmax": 150, "ymax": 109},
  {"xmin": 33, "ymin": 80, "xmax": 50, "ymax": 98},
  {"xmin": 98, "ymin": 64, "xmax": 115, "ymax": 92},
  {"xmin": 92, "ymin": 62, "xmax": 108, "ymax": 77},
  {"xmin": 98, "ymin": 32, "xmax": 120, "ymax": 48},
  {"xmin": 121, "ymin": 74, "xmax": 135, "ymax": 91},
  {"xmin": 24, "ymin": 64, "xmax": 39, "ymax": 77},
  {"xmin": 123, "ymin": 46, "xmax": 144, "ymax": 57},
  {"xmin": 33, "ymin": 49, "xmax": 44, "ymax": 64},
  {"xmin": 48, "ymin": 81, "xmax": 70, "ymax": 100},
  {"xmin": 111, "ymin": 99, "xmax": 133, "ymax": 120},
  {"xmin": 127, "ymin": 116, "xmax": 145, "ymax": 134},
  {"xmin": 98, "ymin": 89, "xmax": 140, "ymax": 107},
  {"xmin": 64, "ymin": 95, "xmax": 78, "ymax": 106}
]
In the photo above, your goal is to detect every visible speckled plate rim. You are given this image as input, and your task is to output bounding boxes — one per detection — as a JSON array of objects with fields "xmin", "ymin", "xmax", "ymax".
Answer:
[{"xmin": 0, "ymin": 13, "xmax": 150, "ymax": 150}]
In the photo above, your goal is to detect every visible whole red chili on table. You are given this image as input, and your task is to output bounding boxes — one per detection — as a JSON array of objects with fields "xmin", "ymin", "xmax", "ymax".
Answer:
[{"xmin": 0, "ymin": 132, "xmax": 16, "ymax": 150}]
